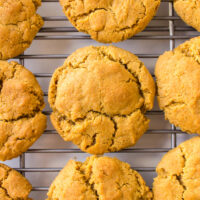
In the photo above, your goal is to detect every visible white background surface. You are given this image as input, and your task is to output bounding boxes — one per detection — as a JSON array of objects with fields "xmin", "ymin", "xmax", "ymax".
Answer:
[{"xmin": 2, "ymin": 1, "xmax": 200, "ymax": 199}]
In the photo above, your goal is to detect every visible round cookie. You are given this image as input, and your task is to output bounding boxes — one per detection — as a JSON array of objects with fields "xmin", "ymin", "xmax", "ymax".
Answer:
[
  {"xmin": 0, "ymin": 0, "xmax": 44, "ymax": 60},
  {"xmin": 153, "ymin": 136, "xmax": 200, "ymax": 200},
  {"xmin": 174, "ymin": 0, "xmax": 200, "ymax": 32},
  {"xmin": 155, "ymin": 36, "xmax": 200, "ymax": 134},
  {"xmin": 0, "ymin": 163, "xmax": 32, "ymax": 200},
  {"xmin": 59, "ymin": 0, "xmax": 160, "ymax": 43},
  {"xmin": 49, "ymin": 46, "xmax": 155, "ymax": 155},
  {"xmin": 0, "ymin": 61, "xmax": 46, "ymax": 161},
  {"xmin": 47, "ymin": 156, "xmax": 152, "ymax": 200}
]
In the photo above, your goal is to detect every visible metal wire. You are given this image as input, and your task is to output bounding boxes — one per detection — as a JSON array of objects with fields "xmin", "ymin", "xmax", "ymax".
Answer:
[
  {"xmin": 169, "ymin": 0, "xmax": 177, "ymax": 149},
  {"xmin": 14, "ymin": 0, "xmax": 200, "ymax": 195},
  {"xmin": 19, "ymin": 56, "xmax": 26, "ymax": 176}
]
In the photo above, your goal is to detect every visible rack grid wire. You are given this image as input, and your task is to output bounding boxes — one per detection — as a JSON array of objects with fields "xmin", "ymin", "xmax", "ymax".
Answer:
[{"xmin": 4, "ymin": 0, "xmax": 200, "ymax": 199}]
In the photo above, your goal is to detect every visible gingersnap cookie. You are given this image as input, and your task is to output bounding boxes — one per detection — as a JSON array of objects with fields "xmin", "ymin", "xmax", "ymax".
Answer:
[
  {"xmin": 59, "ymin": 0, "xmax": 160, "ymax": 43},
  {"xmin": 49, "ymin": 46, "xmax": 155, "ymax": 155},
  {"xmin": 0, "ymin": 163, "xmax": 32, "ymax": 200},
  {"xmin": 155, "ymin": 36, "xmax": 200, "ymax": 134},
  {"xmin": 174, "ymin": 0, "xmax": 200, "ymax": 32},
  {"xmin": 0, "ymin": 0, "xmax": 44, "ymax": 60},
  {"xmin": 0, "ymin": 61, "xmax": 46, "ymax": 161},
  {"xmin": 153, "ymin": 136, "xmax": 200, "ymax": 200},
  {"xmin": 47, "ymin": 156, "xmax": 152, "ymax": 200}
]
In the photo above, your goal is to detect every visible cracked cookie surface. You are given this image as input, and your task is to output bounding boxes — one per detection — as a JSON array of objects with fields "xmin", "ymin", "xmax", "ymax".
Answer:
[
  {"xmin": 46, "ymin": 156, "xmax": 152, "ymax": 200},
  {"xmin": 155, "ymin": 36, "xmax": 200, "ymax": 134},
  {"xmin": 48, "ymin": 45, "xmax": 155, "ymax": 155},
  {"xmin": 153, "ymin": 136, "xmax": 200, "ymax": 200},
  {"xmin": 0, "ymin": 0, "xmax": 44, "ymax": 60},
  {"xmin": 59, "ymin": 0, "xmax": 160, "ymax": 43},
  {"xmin": 174, "ymin": 0, "xmax": 200, "ymax": 32},
  {"xmin": 0, "ymin": 163, "xmax": 32, "ymax": 200},
  {"xmin": 0, "ymin": 60, "xmax": 46, "ymax": 161}
]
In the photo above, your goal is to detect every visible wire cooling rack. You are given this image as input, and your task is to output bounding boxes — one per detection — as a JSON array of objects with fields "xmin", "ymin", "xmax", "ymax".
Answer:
[{"xmin": 2, "ymin": 0, "xmax": 200, "ymax": 199}]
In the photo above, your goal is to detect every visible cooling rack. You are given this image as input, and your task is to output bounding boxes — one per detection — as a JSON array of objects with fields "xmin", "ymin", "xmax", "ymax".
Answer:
[{"xmin": 2, "ymin": 0, "xmax": 200, "ymax": 199}]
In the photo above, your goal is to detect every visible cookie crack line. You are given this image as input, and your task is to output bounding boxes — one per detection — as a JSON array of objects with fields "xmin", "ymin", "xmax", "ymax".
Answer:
[
  {"xmin": 54, "ymin": 108, "xmax": 145, "ymax": 150},
  {"xmin": 0, "ymin": 62, "xmax": 18, "ymax": 95},
  {"xmin": 163, "ymin": 101, "xmax": 186, "ymax": 110},
  {"xmin": 77, "ymin": 164, "xmax": 100, "ymax": 199},
  {"xmin": 85, "ymin": 133, "xmax": 98, "ymax": 150},
  {"xmin": 0, "ymin": 132, "xmax": 39, "ymax": 153},
  {"xmin": 82, "ymin": 7, "xmax": 144, "ymax": 34},
  {"xmin": 55, "ymin": 108, "xmax": 142, "ymax": 124},
  {"xmin": 0, "ymin": 79, "xmax": 2, "ymax": 94},
  {"xmin": 0, "ymin": 168, "xmax": 12, "ymax": 199},
  {"xmin": 96, "ymin": 47, "xmax": 146, "ymax": 111},
  {"xmin": 173, "ymin": 47, "xmax": 200, "ymax": 65},
  {"xmin": 116, "ymin": 181, "xmax": 130, "ymax": 191},
  {"xmin": 0, "ymin": 109, "xmax": 42, "ymax": 122},
  {"xmin": 72, "ymin": 7, "xmax": 107, "ymax": 22},
  {"xmin": 68, "ymin": 54, "xmax": 89, "ymax": 69},
  {"xmin": 78, "ymin": 110, "xmax": 119, "ymax": 150},
  {"xmin": 113, "ymin": 1, "xmax": 147, "ymax": 33},
  {"xmin": 176, "ymin": 146, "xmax": 187, "ymax": 200},
  {"xmin": 157, "ymin": 145, "xmax": 187, "ymax": 200},
  {"xmin": 181, "ymin": 52, "xmax": 200, "ymax": 65},
  {"xmin": 135, "ymin": 173, "xmax": 143, "ymax": 196},
  {"xmin": 109, "ymin": 117, "xmax": 117, "ymax": 150},
  {"xmin": 0, "ymin": 12, "xmax": 43, "ymax": 29}
]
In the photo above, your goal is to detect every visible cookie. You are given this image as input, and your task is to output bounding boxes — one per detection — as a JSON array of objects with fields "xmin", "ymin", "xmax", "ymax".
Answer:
[
  {"xmin": 59, "ymin": 0, "xmax": 160, "ymax": 43},
  {"xmin": 155, "ymin": 36, "xmax": 200, "ymax": 134},
  {"xmin": 174, "ymin": 0, "xmax": 200, "ymax": 32},
  {"xmin": 0, "ymin": 0, "xmax": 44, "ymax": 60},
  {"xmin": 0, "ymin": 61, "xmax": 46, "ymax": 161},
  {"xmin": 47, "ymin": 156, "xmax": 152, "ymax": 200},
  {"xmin": 153, "ymin": 136, "xmax": 200, "ymax": 200},
  {"xmin": 49, "ymin": 46, "xmax": 155, "ymax": 155},
  {"xmin": 0, "ymin": 163, "xmax": 32, "ymax": 200}
]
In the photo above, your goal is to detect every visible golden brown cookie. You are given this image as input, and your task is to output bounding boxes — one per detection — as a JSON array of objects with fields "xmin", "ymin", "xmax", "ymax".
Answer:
[
  {"xmin": 0, "ymin": 0, "xmax": 44, "ymax": 60},
  {"xmin": 174, "ymin": 0, "xmax": 200, "ymax": 32},
  {"xmin": 0, "ymin": 163, "xmax": 32, "ymax": 200},
  {"xmin": 0, "ymin": 61, "xmax": 46, "ymax": 161},
  {"xmin": 48, "ymin": 46, "xmax": 155, "ymax": 155},
  {"xmin": 155, "ymin": 36, "xmax": 200, "ymax": 134},
  {"xmin": 47, "ymin": 156, "xmax": 152, "ymax": 200},
  {"xmin": 59, "ymin": 0, "xmax": 160, "ymax": 43},
  {"xmin": 153, "ymin": 136, "xmax": 200, "ymax": 200}
]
